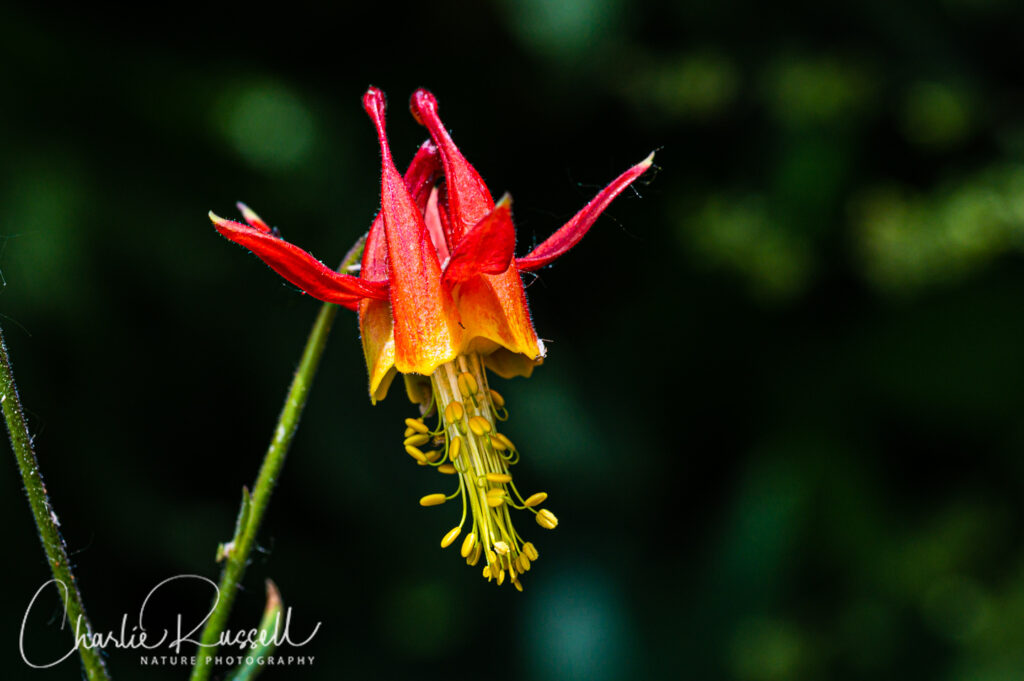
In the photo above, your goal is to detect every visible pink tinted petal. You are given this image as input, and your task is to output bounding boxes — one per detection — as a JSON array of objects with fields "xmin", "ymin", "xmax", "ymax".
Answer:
[
  {"xmin": 423, "ymin": 186, "xmax": 450, "ymax": 264},
  {"xmin": 517, "ymin": 152, "xmax": 655, "ymax": 272},
  {"xmin": 361, "ymin": 213, "xmax": 389, "ymax": 281}
]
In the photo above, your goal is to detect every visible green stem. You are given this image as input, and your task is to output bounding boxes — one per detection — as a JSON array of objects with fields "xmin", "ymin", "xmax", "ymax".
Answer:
[
  {"xmin": 0, "ymin": 327, "xmax": 111, "ymax": 681},
  {"xmin": 189, "ymin": 237, "xmax": 365, "ymax": 681}
]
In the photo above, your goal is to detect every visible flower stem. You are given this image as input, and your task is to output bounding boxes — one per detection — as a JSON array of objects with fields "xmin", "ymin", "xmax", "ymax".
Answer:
[
  {"xmin": 189, "ymin": 236, "xmax": 365, "ymax": 681},
  {"xmin": 0, "ymin": 327, "xmax": 111, "ymax": 681}
]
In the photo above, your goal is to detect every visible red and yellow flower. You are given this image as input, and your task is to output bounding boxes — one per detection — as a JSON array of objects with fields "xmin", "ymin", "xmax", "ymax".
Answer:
[{"xmin": 212, "ymin": 87, "xmax": 653, "ymax": 589}]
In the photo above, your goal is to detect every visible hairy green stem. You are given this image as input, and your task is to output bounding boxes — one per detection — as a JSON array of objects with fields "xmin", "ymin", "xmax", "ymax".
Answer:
[
  {"xmin": 190, "ymin": 237, "xmax": 365, "ymax": 681},
  {"xmin": 0, "ymin": 327, "xmax": 112, "ymax": 681}
]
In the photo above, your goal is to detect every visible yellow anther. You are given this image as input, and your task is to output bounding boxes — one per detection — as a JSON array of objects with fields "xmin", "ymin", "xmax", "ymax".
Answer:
[
  {"xmin": 493, "ymin": 433, "xmax": 515, "ymax": 451},
  {"xmin": 486, "ymin": 472, "xmax": 512, "ymax": 483},
  {"xmin": 461, "ymin": 532, "xmax": 476, "ymax": 558},
  {"xmin": 419, "ymin": 493, "xmax": 447, "ymax": 507},
  {"xmin": 404, "ymin": 433, "xmax": 430, "ymax": 447},
  {"xmin": 513, "ymin": 579, "xmax": 523, "ymax": 592},
  {"xmin": 423, "ymin": 449, "xmax": 441, "ymax": 462},
  {"xmin": 404, "ymin": 427, "xmax": 416, "ymax": 438},
  {"xmin": 437, "ymin": 463, "xmax": 456, "ymax": 475},
  {"xmin": 441, "ymin": 526, "xmax": 461, "ymax": 548},
  {"xmin": 536, "ymin": 508, "xmax": 558, "ymax": 529},
  {"xmin": 467, "ymin": 544, "xmax": 482, "ymax": 566},
  {"xmin": 518, "ymin": 554, "xmax": 531, "ymax": 572},
  {"xmin": 444, "ymin": 401, "xmax": 465, "ymax": 423},
  {"xmin": 496, "ymin": 569, "xmax": 505, "ymax": 586},
  {"xmin": 524, "ymin": 492, "xmax": 548, "ymax": 507},
  {"xmin": 490, "ymin": 438, "xmax": 507, "ymax": 452},
  {"xmin": 448, "ymin": 436, "xmax": 462, "ymax": 461},
  {"xmin": 493, "ymin": 540, "xmax": 510, "ymax": 555},
  {"xmin": 488, "ymin": 388, "xmax": 505, "ymax": 408},
  {"xmin": 487, "ymin": 496, "xmax": 505, "ymax": 508},
  {"xmin": 487, "ymin": 549, "xmax": 497, "ymax": 566},
  {"xmin": 405, "ymin": 445, "xmax": 427, "ymax": 464},
  {"xmin": 523, "ymin": 542, "xmax": 539, "ymax": 561},
  {"xmin": 405, "ymin": 418, "xmax": 429, "ymax": 434},
  {"xmin": 486, "ymin": 488, "xmax": 505, "ymax": 497},
  {"xmin": 482, "ymin": 566, "xmax": 492, "ymax": 581},
  {"xmin": 457, "ymin": 372, "xmax": 478, "ymax": 396},
  {"xmin": 468, "ymin": 416, "xmax": 492, "ymax": 436}
]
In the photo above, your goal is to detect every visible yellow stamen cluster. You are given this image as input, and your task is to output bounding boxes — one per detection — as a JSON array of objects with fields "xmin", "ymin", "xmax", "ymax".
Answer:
[{"xmin": 403, "ymin": 353, "xmax": 556, "ymax": 590}]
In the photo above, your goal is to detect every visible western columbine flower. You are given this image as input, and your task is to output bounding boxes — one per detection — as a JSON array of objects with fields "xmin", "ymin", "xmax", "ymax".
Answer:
[{"xmin": 211, "ymin": 87, "xmax": 653, "ymax": 590}]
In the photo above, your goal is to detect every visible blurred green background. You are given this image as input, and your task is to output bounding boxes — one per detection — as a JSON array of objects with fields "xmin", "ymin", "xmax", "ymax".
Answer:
[{"xmin": 4, "ymin": 1, "xmax": 1024, "ymax": 679}]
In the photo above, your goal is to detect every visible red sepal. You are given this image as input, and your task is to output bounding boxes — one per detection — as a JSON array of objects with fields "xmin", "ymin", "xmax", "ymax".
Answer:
[
  {"xmin": 442, "ymin": 195, "xmax": 515, "ymax": 286},
  {"xmin": 211, "ymin": 211, "xmax": 388, "ymax": 311},
  {"xmin": 517, "ymin": 152, "xmax": 655, "ymax": 272}
]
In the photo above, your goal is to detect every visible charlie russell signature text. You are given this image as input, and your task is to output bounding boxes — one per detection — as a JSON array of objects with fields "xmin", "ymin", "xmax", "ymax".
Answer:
[{"xmin": 20, "ymin": 575, "xmax": 321, "ymax": 670}]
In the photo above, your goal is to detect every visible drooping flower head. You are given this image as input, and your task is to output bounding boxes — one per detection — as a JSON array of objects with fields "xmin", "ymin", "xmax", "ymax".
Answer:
[{"xmin": 212, "ymin": 88, "xmax": 653, "ymax": 589}]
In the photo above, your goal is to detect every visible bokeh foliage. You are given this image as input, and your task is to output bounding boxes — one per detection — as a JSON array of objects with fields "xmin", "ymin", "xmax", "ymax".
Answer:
[{"xmin": 3, "ymin": 1, "xmax": 1024, "ymax": 679}]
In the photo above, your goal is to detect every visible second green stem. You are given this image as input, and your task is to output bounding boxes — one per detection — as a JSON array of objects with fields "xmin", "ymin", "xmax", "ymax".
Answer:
[{"xmin": 189, "ymin": 238, "xmax": 364, "ymax": 681}]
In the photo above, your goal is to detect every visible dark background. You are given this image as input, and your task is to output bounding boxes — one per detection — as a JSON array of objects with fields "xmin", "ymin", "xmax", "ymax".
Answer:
[{"xmin": 4, "ymin": 1, "xmax": 1024, "ymax": 679}]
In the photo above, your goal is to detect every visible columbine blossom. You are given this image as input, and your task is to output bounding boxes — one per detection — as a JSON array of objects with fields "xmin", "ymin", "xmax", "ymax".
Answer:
[{"xmin": 211, "ymin": 87, "xmax": 653, "ymax": 589}]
